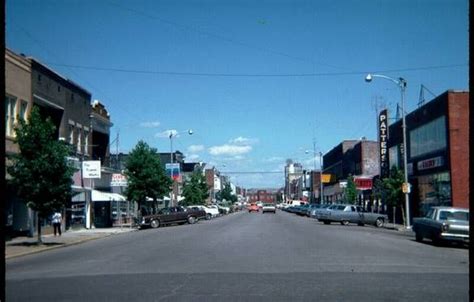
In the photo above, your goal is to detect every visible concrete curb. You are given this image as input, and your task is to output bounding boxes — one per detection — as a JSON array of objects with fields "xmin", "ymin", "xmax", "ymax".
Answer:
[{"xmin": 6, "ymin": 229, "xmax": 138, "ymax": 260}]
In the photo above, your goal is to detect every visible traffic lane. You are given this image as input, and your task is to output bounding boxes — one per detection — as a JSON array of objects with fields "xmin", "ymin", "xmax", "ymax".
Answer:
[
  {"xmin": 7, "ymin": 210, "xmax": 468, "ymax": 280},
  {"xmin": 6, "ymin": 211, "xmax": 249, "ymax": 280},
  {"xmin": 6, "ymin": 272, "xmax": 468, "ymax": 302}
]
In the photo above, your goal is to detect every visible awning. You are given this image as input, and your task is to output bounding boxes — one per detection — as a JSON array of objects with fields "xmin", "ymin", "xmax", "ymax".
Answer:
[{"xmin": 72, "ymin": 190, "xmax": 126, "ymax": 202}]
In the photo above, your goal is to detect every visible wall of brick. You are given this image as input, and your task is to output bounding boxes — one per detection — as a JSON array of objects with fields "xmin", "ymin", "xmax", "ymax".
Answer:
[{"xmin": 448, "ymin": 91, "xmax": 469, "ymax": 209}]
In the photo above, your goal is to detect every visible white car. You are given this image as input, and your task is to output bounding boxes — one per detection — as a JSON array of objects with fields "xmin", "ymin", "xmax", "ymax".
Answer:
[
  {"xmin": 262, "ymin": 203, "xmax": 276, "ymax": 214},
  {"xmin": 187, "ymin": 205, "xmax": 219, "ymax": 219},
  {"xmin": 217, "ymin": 205, "xmax": 230, "ymax": 214}
]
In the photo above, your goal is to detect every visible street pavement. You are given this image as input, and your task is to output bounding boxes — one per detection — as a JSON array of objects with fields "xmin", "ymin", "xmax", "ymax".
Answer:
[{"xmin": 6, "ymin": 210, "xmax": 468, "ymax": 301}]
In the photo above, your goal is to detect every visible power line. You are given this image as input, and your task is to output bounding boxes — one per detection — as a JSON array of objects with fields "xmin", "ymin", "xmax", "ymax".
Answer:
[
  {"xmin": 44, "ymin": 62, "xmax": 467, "ymax": 78},
  {"xmin": 105, "ymin": 0, "xmax": 344, "ymax": 71}
]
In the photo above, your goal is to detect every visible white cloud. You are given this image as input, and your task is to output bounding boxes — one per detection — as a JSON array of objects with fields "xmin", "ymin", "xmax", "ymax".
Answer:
[
  {"xmin": 155, "ymin": 129, "xmax": 178, "ymax": 138},
  {"xmin": 139, "ymin": 121, "xmax": 161, "ymax": 128},
  {"xmin": 187, "ymin": 145, "xmax": 205, "ymax": 153},
  {"xmin": 228, "ymin": 136, "xmax": 259, "ymax": 146},
  {"xmin": 187, "ymin": 154, "xmax": 200, "ymax": 161},
  {"xmin": 208, "ymin": 144, "xmax": 252, "ymax": 156},
  {"xmin": 264, "ymin": 156, "xmax": 284, "ymax": 163},
  {"xmin": 221, "ymin": 155, "xmax": 245, "ymax": 161}
]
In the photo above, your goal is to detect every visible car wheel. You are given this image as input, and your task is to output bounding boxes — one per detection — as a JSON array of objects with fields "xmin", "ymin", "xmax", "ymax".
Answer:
[
  {"xmin": 150, "ymin": 219, "xmax": 160, "ymax": 228},
  {"xmin": 415, "ymin": 231, "xmax": 423, "ymax": 242},
  {"xmin": 375, "ymin": 218, "xmax": 384, "ymax": 228},
  {"xmin": 187, "ymin": 216, "xmax": 197, "ymax": 224},
  {"xmin": 341, "ymin": 220, "xmax": 350, "ymax": 226},
  {"xmin": 206, "ymin": 213, "xmax": 212, "ymax": 220}
]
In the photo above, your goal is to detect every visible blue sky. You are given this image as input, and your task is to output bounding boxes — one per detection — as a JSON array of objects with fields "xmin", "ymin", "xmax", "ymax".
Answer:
[{"xmin": 6, "ymin": 0, "xmax": 468, "ymax": 188}]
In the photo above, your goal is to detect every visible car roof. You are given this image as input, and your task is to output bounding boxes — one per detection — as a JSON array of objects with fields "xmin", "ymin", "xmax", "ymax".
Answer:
[{"xmin": 432, "ymin": 206, "xmax": 469, "ymax": 211}]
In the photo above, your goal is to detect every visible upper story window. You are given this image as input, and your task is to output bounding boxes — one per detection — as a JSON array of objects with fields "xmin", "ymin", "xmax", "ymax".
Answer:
[
  {"xmin": 389, "ymin": 146, "xmax": 399, "ymax": 169},
  {"xmin": 19, "ymin": 100, "xmax": 28, "ymax": 121},
  {"xmin": 77, "ymin": 130, "xmax": 82, "ymax": 154},
  {"xmin": 84, "ymin": 131, "xmax": 89, "ymax": 155},
  {"xmin": 409, "ymin": 116, "xmax": 447, "ymax": 158},
  {"xmin": 5, "ymin": 95, "xmax": 17, "ymax": 137},
  {"xmin": 69, "ymin": 126, "xmax": 74, "ymax": 145}
]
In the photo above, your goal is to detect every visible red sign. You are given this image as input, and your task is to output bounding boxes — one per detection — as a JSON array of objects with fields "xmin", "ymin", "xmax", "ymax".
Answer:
[{"xmin": 354, "ymin": 178, "xmax": 373, "ymax": 190}]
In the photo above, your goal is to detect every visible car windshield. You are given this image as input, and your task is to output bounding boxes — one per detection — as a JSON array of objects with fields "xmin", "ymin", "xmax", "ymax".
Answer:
[{"xmin": 439, "ymin": 211, "xmax": 469, "ymax": 221}]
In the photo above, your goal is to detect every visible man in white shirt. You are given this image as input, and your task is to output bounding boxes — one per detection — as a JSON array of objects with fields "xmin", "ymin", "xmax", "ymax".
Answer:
[{"xmin": 52, "ymin": 212, "xmax": 62, "ymax": 236}]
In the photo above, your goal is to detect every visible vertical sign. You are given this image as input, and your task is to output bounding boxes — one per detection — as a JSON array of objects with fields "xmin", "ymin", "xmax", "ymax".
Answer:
[
  {"xmin": 379, "ymin": 109, "xmax": 389, "ymax": 178},
  {"xmin": 165, "ymin": 163, "xmax": 181, "ymax": 181}
]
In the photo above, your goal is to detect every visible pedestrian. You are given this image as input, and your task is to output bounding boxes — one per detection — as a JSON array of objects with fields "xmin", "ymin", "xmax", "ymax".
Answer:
[{"xmin": 52, "ymin": 211, "xmax": 62, "ymax": 236}]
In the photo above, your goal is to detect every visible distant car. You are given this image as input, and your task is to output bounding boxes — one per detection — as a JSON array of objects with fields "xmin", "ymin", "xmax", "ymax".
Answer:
[
  {"xmin": 248, "ymin": 203, "xmax": 259, "ymax": 213},
  {"xmin": 256, "ymin": 201, "xmax": 263, "ymax": 208},
  {"xmin": 217, "ymin": 205, "xmax": 230, "ymax": 214},
  {"xmin": 187, "ymin": 205, "xmax": 219, "ymax": 220},
  {"xmin": 294, "ymin": 204, "xmax": 310, "ymax": 216},
  {"xmin": 262, "ymin": 203, "xmax": 276, "ymax": 214},
  {"xmin": 413, "ymin": 206, "xmax": 469, "ymax": 245},
  {"xmin": 309, "ymin": 204, "xmax": 329, "ymax": 218}
]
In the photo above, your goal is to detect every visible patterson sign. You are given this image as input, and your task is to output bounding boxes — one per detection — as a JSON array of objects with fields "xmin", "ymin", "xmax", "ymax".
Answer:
[{"xmin": 379, "ymin": 109, "xmax": 389, "ymax": 178}]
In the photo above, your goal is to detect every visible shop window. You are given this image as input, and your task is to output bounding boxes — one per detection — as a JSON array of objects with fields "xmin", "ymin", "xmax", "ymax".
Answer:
[
  {"xmin": 410, "ymin": 116, "xmax": 447, "ymax": 158},
  {"xmin": 417, "ymin": 172, "xmax": 451, "ymax": 216}
]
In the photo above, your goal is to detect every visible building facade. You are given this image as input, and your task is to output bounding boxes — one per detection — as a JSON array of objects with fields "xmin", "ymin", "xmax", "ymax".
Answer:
[
  {"xmin": 387, "ymin": 90, "xmax": 469, "ymax": 218},
  {"xmin": 322, "ymin": 139, "xmax": 379, "ymax": 204}
]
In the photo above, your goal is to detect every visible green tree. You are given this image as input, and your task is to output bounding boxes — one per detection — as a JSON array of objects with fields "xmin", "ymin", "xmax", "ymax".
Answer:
[
  {"xmin": 181, "ymin": 171, "xmax": 209, "ymax": 206},
  {"xmin": 345, "ymin": 174, "xmax": 358, "ymax": 204},
  {"xmin": 218, "ymin": 182, "xmax": 234, "ymax": 202},
  {"xmin": 382, "ymin": 166, "xmax": 405, "ymax": 225},
  {"xmin": 7, "ymin": 107, "xmax": 75, "ymax": 244},
  {"xmin": 124, "ymin": 141, "xmax": 171, "ymax": 216}
]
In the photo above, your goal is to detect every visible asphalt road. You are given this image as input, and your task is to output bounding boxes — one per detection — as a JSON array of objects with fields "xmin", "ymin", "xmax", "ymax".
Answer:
[{"xmin": 6, "ymin": 210, "xmax": 468, "ymax": 301}]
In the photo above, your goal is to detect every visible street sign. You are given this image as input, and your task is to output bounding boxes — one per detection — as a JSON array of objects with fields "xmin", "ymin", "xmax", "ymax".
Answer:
[
  {"xmin": 402, "ymin": 182, "xmax": 411, "ymax": 193},
  {"xmin": 82, "ymin": 161, "xmax": 101, "ymax": 179}
]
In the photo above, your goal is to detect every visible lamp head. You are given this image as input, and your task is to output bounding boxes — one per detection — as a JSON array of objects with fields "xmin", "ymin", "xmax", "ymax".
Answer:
[
  {"xmin": 188, "ymin": 129, "xmax": 193, "ymax": 135},
  {"xmin": 365, "ymin": 74, "xmax": 372, "ymax": 82}
]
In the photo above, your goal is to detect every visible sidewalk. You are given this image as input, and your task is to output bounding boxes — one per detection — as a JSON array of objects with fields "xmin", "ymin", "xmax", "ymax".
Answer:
[{"xmin": 5, "ymin": 226, "xmax": 138, "ymax": 260}]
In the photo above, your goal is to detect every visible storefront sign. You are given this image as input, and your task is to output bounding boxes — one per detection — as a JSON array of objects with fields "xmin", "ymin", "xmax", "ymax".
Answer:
[
  {"xmin": 379, "ymin": 109, "xmax": 389, "ymax": 178},
  {"xmin": 321, "ymin": 174, "xmax": 333, "ymax": 183},
  {"xmin": 82, "ymin": 161, "xmax": 101, "ymax": 179},
  {"xmin": 111, "ymin": 173, "xmax": 128, "ymax": 187},
  {"xmin": 354, "ymin": 178, "xmax": 373, "ymax": 190},
  {"xmin": 417, "ymin": 156, "xmax": 444, "ymax": 171}
]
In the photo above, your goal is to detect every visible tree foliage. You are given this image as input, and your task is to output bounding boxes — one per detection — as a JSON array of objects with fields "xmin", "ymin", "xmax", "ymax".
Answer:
[
  {"xmin": 217, "ymin": 183, "xmax": 237, "ymax": 203},
  {"xmin": 123, "ymin": 140, "xmax": 171, "ymax": 215},
  {"xmin": 181, "ymin": 170, "xmax": 209, "ymax": 206},
  {"xmin": 345, "ymin": 174, "xmax": 358, "ymax": 204},
  {"xmin": 382, "ymin": 167, "xmax": 404, "ymax": 208},
  {"xmin": 7, "ymin": 107, "xmax": 75, "ymax": 243}
]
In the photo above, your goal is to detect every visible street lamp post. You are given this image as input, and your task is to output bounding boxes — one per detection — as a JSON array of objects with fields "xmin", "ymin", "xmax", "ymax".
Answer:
[
  {"xmin": 168, "ymin": 129, "xmax": 193, "ymax": 206},
  {"xmin": 365, "ymin": 73, "xmax": 411, "ymax": 229},
  {"xmin": 319, "ymin": 152, "xmax": 324, "ymax": 204}
]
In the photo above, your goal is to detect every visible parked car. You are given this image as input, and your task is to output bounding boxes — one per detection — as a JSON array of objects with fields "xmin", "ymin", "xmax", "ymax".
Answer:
[
  {"xmin": 262, "ymin": 203, "xmax": 276, "ymax": 214},
  {"xmin": 312, "ymin": 204, "xmax": 333, "ymax": 219},
  {"xmin": 412, "ymin": 206, "xmax": 469, "ymax": 245},
  {"xmin": 309, "ymin": 204, "xmax": 329, "ymax": 218},
  {"xmin": 187, "ymin": 205, "xmax": 219, "ymax": 220},
  {"xmin": 318, "ymin": 204, "xmax": 388, "ymax": 227},
  {"xmin": 140, "ymin": 206, "xmax": 206, "ymax": 229},
  {"xmin": 248, "ymin": 203, "xmax": 259, "ymax": 213},
  {"xmin": 294, "ymin": 204, "xmax": 310, "ymax": 216},
  {"xmin": 217, "ymin": 205, "xmax": 231, "ymax": 214}
]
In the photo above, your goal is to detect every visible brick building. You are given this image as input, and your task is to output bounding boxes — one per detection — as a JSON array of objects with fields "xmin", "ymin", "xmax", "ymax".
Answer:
[
  {"xmin": 387, "ymin": 90, "xmax": 469, "ymax": 218},
  {"xmin": 322, "ymin": 139, "xmax": 379, "ymax": 203}
]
